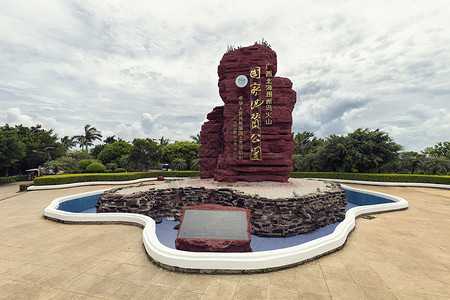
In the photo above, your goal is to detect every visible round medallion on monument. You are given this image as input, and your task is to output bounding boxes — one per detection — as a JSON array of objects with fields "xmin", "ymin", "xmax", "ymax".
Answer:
[{"xmin": 235, "ymin": 75, "xmax": 248, "ymax": 88}]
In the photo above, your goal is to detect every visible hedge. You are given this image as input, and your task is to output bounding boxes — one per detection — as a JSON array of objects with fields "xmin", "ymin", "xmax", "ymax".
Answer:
[
  {"xmin": 33, "ymin": 171, "xmax": 450, "ymax": 186},
  {"xmin": 33, "ymin": 171, "xmax": 200, "ymax": 186},
  {"xmin": 290, "ymin": 172, "xmax": 450, "ymax": 185},
  {"xmin": 0, "ymin": 175, "xmax": 27, "ymax": 185}
]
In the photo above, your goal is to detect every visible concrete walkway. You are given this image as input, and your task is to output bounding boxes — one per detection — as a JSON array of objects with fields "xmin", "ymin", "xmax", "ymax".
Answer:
[{"xmin": 0, "ymin": 183, "xmax": 449, "ymax": 299}]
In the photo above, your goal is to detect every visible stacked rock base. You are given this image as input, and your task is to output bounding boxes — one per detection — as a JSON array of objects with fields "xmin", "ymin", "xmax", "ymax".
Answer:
[{"xmin": 96, "ymin": 184, "xmax": 347, "ymax": 238}]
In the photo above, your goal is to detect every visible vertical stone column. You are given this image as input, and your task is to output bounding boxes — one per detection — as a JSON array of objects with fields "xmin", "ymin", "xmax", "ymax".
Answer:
[{"xmin": 200, "ymin": 45, "xmax": 296, "ymax": 182}]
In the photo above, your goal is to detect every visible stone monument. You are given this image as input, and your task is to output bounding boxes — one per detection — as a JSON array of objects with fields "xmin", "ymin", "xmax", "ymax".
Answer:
[{"xmin": 199, "ymin": 44, "xmax": 296, "ymax": 182}]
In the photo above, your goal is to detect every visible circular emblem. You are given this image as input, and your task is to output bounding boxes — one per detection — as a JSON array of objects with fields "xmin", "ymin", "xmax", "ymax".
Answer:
[{"xmin": 235, "ymin": 75, "xmax": 248, "ymax": 88}]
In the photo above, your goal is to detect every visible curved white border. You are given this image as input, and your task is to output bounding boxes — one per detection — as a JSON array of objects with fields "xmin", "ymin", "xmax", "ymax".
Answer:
[
  {"xmin": 44, "ymin": 184, "xmax": 407, "ymax": 270},
  {"xmin": 29, "ymin": 177, "xmax": 184, "ymax": 190},
  {"xmin": 31, "ymin": 177, "xmax": 450, "ymax": 191}
]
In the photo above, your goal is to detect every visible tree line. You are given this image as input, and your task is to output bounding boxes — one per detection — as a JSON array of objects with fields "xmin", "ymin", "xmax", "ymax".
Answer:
[
  {"xmin": 0, "ymin": 124, "xmax": 200, "ymax": 176},
  {"xmin": 293, "ymin": 129, "xmax": 450, "ymax": 175},
  {"xmin": 1, "ymin": 124, "xmax": 449, "ymax": 176}
]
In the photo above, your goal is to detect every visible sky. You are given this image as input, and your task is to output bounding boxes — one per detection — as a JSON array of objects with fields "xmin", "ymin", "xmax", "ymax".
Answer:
[{"xmin": 1, "ymin": 0, "xmax": 449, "ymax": 152}]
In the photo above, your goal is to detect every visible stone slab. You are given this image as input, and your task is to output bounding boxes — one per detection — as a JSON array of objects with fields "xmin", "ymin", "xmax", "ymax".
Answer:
[{"xmin": 175, "ymin": 204, "xmax": 252, "ymax": 252}]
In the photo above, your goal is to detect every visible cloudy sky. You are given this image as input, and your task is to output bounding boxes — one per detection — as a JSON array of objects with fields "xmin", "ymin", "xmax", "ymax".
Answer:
[{"xmin": 1, "ymin": 0, "xmax": 449, "ymax": 152}]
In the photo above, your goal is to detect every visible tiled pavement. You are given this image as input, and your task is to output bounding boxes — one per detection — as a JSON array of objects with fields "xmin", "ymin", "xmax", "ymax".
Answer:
[{"xmin": 0, "ymin": 182, "xmax": 449, "ymax": 299}]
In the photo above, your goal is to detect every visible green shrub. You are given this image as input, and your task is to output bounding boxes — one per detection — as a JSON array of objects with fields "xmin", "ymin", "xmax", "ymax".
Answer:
[
  {"xmin": 85, "ymin": 162, "xmax": 106, "ymax": 173},
  {"xmin": 33, "ymin": 171, "xmax": 200, "ymax": 186},
  {"xmin": 289, "ymin": 172, "xmax": 450, "ymax": 185},
  {"xmin": 171, "ymin": 158, "xmax": 187, "ymax": 171},
  {"xmin": 0, "ymin": 175, "xmax": 27, "ymax": 185},
  {"xmin": 78, "ymin": 159, "xmax": 93, "ymax": 170},
  {"xmin": 190, "ymin": 159, "xmax": 200, "ymax": 171},
  {"xmin": 115, "ymin": 168, "xmax": 126, "ymax": 173}
]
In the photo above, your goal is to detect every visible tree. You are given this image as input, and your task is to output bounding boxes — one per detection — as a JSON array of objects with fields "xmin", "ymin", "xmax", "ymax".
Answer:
[
  {"xmin": 399, "ymin": 152, "xmax": 424, "ymax": 174},
  {"xmin": 97, "ymin": 141, "xmax": 132, "ymax": 165},
  {"xmin": 129, "ymin": 138, "xmax": 160, "ymax": 170},
  {"xmin": 73, "ymin": 124, "xmax": 102, "ymax": 151},
  {"xmin": 190, "ymin": 133, "xmax": 201, "ymax": 144},
  {"xmin": 423, "ymin": 142, "xmax": 450, "ymax": 159},
  {"xmin": 0, "ymin": 126, "xmax": 26, "ymax": 176},
  {"xmin": 158, "ymin": 136, "xmax": 169, "ymax": 148},
  {"xmin": 171, "ymin": 158, "xmax": 187, "ymax": 171},
  {"xmin": 293, "ymin": 131, "xmax": 323, "ymax": 155},
  {"xmin": 315, "ymin": 128, "xmax": 402, "ymax": 173},
  {"xmin": 421, "ymin": 156, "xmax": 450, "ymax": 175},
  {"xmin": 14, "ymin": 124, "xmax": 64, "ymax": 173},
  {"xmin": 60, "ymin": 136, "xmax": 77, "ymax": 152},
  {"xmin": 161, "ymin": 141, "xmax": 199, "ymax": 167}
]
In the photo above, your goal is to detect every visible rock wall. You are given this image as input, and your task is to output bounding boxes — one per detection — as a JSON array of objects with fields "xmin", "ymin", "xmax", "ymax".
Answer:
[
  {"xmin": 96, "ymin": 185, "xmax": 347, "ymax": 237},
  {"xmin": 199, "ymin": 45, "xmax": 296, "ymax": 182}
]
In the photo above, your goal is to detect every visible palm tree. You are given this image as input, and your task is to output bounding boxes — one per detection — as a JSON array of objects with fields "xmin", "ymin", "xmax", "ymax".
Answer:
[
  {"xmin": 158, "ymin": 136, "xmax": 169, "ymax": 148},
  {"xmin": 73, "ymin": 124, "xmax": 102, "ymax": 151},
  {"xmin": 60, "ymin": 136, "xmax": 77, "ymax": 152},
  {"xmin": 190, "ymin": 133, "xmax": 201, "ymax": 144}
]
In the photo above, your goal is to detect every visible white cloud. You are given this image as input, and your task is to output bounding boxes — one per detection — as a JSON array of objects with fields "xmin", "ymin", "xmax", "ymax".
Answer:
[{"xmin": 0, "ymin": 0, "xmax": 449, "ymax": 151}]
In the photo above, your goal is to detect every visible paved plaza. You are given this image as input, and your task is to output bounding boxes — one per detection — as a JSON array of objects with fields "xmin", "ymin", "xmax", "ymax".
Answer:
[{"xmin": 0, "ymin": 182, "xmax": 449, "ymax": 299}]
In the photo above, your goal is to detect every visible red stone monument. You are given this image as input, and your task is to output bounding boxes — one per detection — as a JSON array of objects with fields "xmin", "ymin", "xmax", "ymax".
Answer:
[{"xmin": 199, "ymin": 44, "xmax": 296, "ymax": 182}]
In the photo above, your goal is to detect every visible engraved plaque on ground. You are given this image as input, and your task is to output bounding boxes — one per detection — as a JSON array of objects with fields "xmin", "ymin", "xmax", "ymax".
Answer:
[{"xmin": 175, "ymin": 204, "xmax": 252, "ymax": 252}]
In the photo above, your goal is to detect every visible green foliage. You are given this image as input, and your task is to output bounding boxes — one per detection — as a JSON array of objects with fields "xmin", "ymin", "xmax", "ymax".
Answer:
[
  {"xmin": 0, "ymin": 124, "xmax": 63, "ymax": 176},
  {"xmin": 60, "ymin": 136, "xmax": 77, "ymax": 152},
  {"xmin": 0, "ymin": 175, "xmax": 27, "ymax": 185},
  {"xmin": 254, "ymin": 38, "xmax": 271, "ymax": 48},
  {"xmin": 293, "ymin": 128, "xmax": 402, "ymax": 173},
  {"xmin": 66, "ymin": 150, "xmax": 93, "ymax": 161},
  {"xmin": 78, "ymin": 159, "xmax": 93, "ymax": 170},
  {"xmin": 85, "ymin": 162, "xmax": 106, "ymax": 173},
  {"xmin": 171, "ymin": 158, "xmax": 187, "ymax": 171},
  {"xmin": 190, "ymin": 133, "xmax": 201, "ymax": 144},
  {"xmin": 226, "ymin": 44, "xmax": 242, "ymax": 53},
  {"xmin": 423, "ymin": 141, "xmax": 450, "ymax": 158},
  {"xmin": 293, "ymin": 131, "xmax": 323, "ymax": 156},
  {"xmin": 161, "ymin": 141, "xmax": 199, "ymax": 167},
  {"xmin": 190, "ymin": 159, "xmax": 200, "ymax": 171},
  {"xmin": 114, "ymin": 168, "xmax": 126, "ymax": 173},
  {"xmin": 129, "ymin": 138, "xmax": 160, "ymax": 171},
  {"xmin": 73, "ymin": 124, "xmax": 102, "ymax": 151},
  {"xmin": 290, "ymin": 172, "xmax": 450, "ymax": 185},
  {"xmin": 105, "ymin": 162, "xmax": 118, "ymax": 171},
  {"xmin": 46, "ymin": 157, "xmax": 79, "ymax": 174},
  {"xmin": 33, "ymin": 171, "xmax": 200, "ymax": 185},
  {"xmin": 97, "ymin": 141, "xmax": 132, "ymax": 165},
  {"xmin": 0, "ymin": 126, "xmax": 26, "ymax": 175}
]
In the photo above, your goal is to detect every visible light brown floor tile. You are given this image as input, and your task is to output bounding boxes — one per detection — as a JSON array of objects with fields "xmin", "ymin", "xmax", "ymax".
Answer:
[
  {"xmin": 134, "ymin": 283, "xmax": 174, "ymax": 300},
  {"xmin": 233, "ymin": 281, "xmax": 267, "ymax": 300},
  {"xmin": 84, "ymin": 260, "xmax": 122, "ymax": 276},
  {"xmin": 167, "ymin": 289, "xmax": 202, "ymax": 300},
  {"xmin": 267, "ymin": 269, "xmax": 299, "ymax": 291},
  {"xmin": 266, "ymin": 285, "xmax": 298, "ymax": 299},
  {"xmin": 297, "ymin": 275, "xmax": 330, "ymax": 296},
  {"xmin": 296, "ymin": 262, "xmax": 324, "ymax": 279},
  {"xmin": 39, "ymin": 269, "xmax": 81, "ymax": 289},
  {"xmin": 203, "ymin": 276, "xmax": 239, "ymax": 299},
  {"xmin": 105, "ymin": 280, "xmax": 146, "ymax": 299},
  {"xmin": 84, "ymin": 275, "xmax": 126, "ymax": 298},
  {"xmin": 326, "ymin": 279, "xmax": 366, "ymax": 300},
  {"xmin": 320, "ymin": 265, "xmax": 354, "ymax": 283},
  {"xmin": 176, "ymin": 274, "xmax": 212, "ymax": 293},
  {"xmin": 151, "ymin": 270, "xmax": 187, "ymax": 288}
]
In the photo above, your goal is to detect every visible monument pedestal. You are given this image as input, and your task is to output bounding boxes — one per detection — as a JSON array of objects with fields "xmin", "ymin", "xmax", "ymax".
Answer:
[{"xmin": 175, "ymin": 204, "xmax": 252, "ymax": 252}]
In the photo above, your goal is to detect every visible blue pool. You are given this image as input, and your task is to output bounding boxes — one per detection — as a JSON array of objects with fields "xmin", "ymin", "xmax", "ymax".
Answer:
[{"xmin": 57, "ymin": 188, "xmax": 395, "ymax": 252}]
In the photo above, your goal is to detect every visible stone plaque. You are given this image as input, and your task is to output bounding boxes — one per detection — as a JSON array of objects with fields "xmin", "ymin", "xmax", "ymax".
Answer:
[
  {"xmin": 175, "ymin": 204, "xmax": 252, "ymax": 252},
  {"xmin": 178, "ymin": 210, "xmax": 249, "ymax": 240}
]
